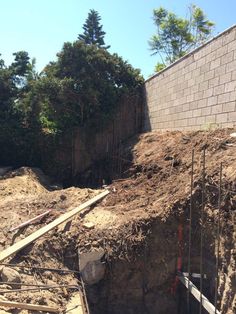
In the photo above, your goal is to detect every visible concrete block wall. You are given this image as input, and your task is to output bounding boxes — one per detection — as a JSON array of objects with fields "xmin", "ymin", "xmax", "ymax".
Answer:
[{"xmin": 144, "ymin": 25, "xmax": 236, "ymax": 131}]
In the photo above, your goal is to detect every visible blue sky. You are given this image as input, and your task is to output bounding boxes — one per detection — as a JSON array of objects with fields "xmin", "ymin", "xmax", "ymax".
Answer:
[{"xmin": 0, "ymin": 0, "xmax": 236, "ymax": 78}]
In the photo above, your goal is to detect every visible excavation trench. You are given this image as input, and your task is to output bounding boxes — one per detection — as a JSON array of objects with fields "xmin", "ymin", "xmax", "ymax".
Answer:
[
  {"xmin": 73, "ymin": 178, "xmax": 234, "ymax": 314},
  {"xmin": 74, "ymin": 210, "xmax": 222, "ymax": 314}
]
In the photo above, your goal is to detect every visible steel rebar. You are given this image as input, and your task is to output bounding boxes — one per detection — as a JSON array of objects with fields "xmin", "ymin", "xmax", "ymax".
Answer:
[
  {"xmin": 0, "ymin": 284, "xmax": 79, "ymax": 294},
  {"xmin": 199, "ymin": 148, "xmax": 206, "ymax": 314},
  {"xmin": 0, "ymin": 263, "xmax": 80, "ymax": 274},
  {"xmin": 187, "ymin": 149, "xmax": 194, "ymax": 314},
  {"xmin": 214, "ymin": 162, "xmax": 222, "ymax": 314}
]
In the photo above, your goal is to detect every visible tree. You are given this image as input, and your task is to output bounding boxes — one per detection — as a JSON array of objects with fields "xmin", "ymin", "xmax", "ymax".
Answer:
[
  {"xmin": 22, "ymin": 41, "xmax": 143, "ymax": 133},
  {"xmin": 149, "ymin": 5, "xmax": 215, "ymax": 71},
  {"xmin": 11, "ymin": 51, "xmax": 30, "ymax": 76},
  {"xmin": 78, "ymin": 9, "xmax": 110, "ymax": 49}
]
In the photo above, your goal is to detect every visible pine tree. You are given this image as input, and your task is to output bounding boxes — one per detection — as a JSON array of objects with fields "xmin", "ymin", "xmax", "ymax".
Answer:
[{"xmin": 78, "ymin": 9, "xmax": 110, "ymax": 49}]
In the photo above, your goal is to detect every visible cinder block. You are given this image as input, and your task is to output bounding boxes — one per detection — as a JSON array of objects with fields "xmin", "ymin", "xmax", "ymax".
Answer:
[
  {"xmin": 196, "ymin": 116, "xmax": 206, "ymax": 125},
  {"xmin": 222, "ymin": 101, "xmax": 236, "ymax": 112},
  {"xmin": 188, "ymin": 62, "xmax": 197, "ymax": 72},
  {"xmin": 185, "ymin": 110, "xmax": 193, "ymax": 118},
  {"xmin": 221, "ymin": 51, "xmax": 234, "ymax": 65},
  {"xmin": 215, "ymin": 64, "xmax": 226, "ymax": 77},
  {"xmin": 206, "ymin": 50, "xmax": 216, "ymax": 63},
  {"xmin": 192, "ymin": 67, "xmax": 201, "ymax": 78},
  {"xmin": 194, "ymin": 50, "xmax": 203, "ymax": 61},
  {"xmin": 199, "ymin": 81, "xmax": 209, "ymax": 92},
  {"xmin": 210, "ymin": 37, "xmax": 223, "ymax": 52},
  {"xmin": 211, "ymin": 104, "xmax": 223, "ymax": 114},
  {"xmin": 210, "ymin": 58, "xmax": 221, "ymax": 70},
  {"xmin": 218, "ymin": 93, "xmax": 231, "ymax": 104},
  {"xmin": 176, "ymin": 104, "xmax": 183, "ymax": 113},
  {"xmin": 203, "ymin": 45, "xmax": 212, "ymax": 57},
  {"xmin": 228, "ymin": 111, "xmax": 236, "ymax": 122},
  {"xmin": 229, "ymin": 91, "xmax": 236, "ymax": 101},
  {"xmin": 204, "ymin": 70, "xmax": 214, "ymax": 81},
  {"xmin": 226, "ymin": 59, "xmax": 236, "ymax": 73},
  {"xmin": 231, "ymin": 69, "xmax": 236, "ymax": 80},
  {"xmin": 219, "ymin": 72, "xmax": 232, "ymax": 85},
  {"xmin": 179, "ymin": 119, "xmax": 188, "ymax": 127},
  {"xmin": 222, "ymin": 29, "xmax": 236, "ymax": 45},
  {"xmin": 183, "ymin": 103, "xmax": 190, "ymax": 111},
  {"xmin": 192, "ymin": 109, "xmax": 202, "ymax": 117},
  {"xmin": 187, "ymin": 78, "xmax": 195, "ymax": 87},
  {"xmin": 164, "ymin": 108, "xmax": 170, "ymax": 115},
  {"xmin": 227, "ymin": 39, "xmax": 236, "ymax": 52},
  {"xmin": 197, "ymin": 99, "xmax": 207, "ymax": 108},
  {"xmin": 209, "ymin": 77, "xmax": 220, "ymax": 88},
  {"xmin": 215, "ymin": 45, "xmax": 228, "ymax": 58},
  {"xmin": 179, "ymin": 96, "xmax": 187, "ymax": 105},
  {"xmin": 184, "ymin": 87, "xmax": 191, "ymax": 96},
  {"xmin": 205, "ymin": 115, "xmax": 216, "ymax": 124},
  {"xmin": 187, "ymin": 94, "xmax": 195, "ymax": 102},
  {"xmin": 225, "ymin": 81, "xmax": 236, "ymax": 92},
  {"xmin": 194, "ymin": 91, "xmax": 204, "ymax": 101},
  {"xmin": 201, "ymin": 107, "xmax": 211, "ymax": 116},
  {"xmin": 213, "ymin": 84, "xmax": 225, "ymax": 96},
  {"xmin": 184, "ymin": 71, "xmax": 192, "ymax": 81},
  {"xmin": 189, "ymin": 101, "xmax": 197, "ymax": 110},
  {"xmin": 203, "ymin": 88, "xmax": 213, "ymax": 98},
  {"xmin": 216, "ymin": 113, "xmax": 228, "ymax": 123},
  {"xmin": 200, "ymin": 62, "xmax": 210, "ymax": 74},
  {"xmin": 187, "ymin": 117, "xmax": 197, "ymax": 126},
  {"xmin": 190, "ymin": 84, "xmax": 199, "ymax": 94}
]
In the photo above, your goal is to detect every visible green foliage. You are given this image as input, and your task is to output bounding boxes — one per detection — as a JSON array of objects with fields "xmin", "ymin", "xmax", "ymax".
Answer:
[
  {"xmin": 155, "ymin": 62, "xmax": 166, "ymax": 73},
  {"xmin": 149, "ymin": 4, "xmax": 215, "ymax": 70},
  {"xmin": 0, "ymin": 52, "xmax": 41, "ymax": 167},
  {"xmin": 11, "ymin": 51, "xmax": 30, "ymax": 76},
  {"xmin": 32, "ymin": 41, "xmax": 143, "ymax": 132},
  {"xmin": 11, "ymin": 41, "xmax": 143, "ymax": 134},
  {"xmin": 78, "ymin": 9, "xmax": 110, "ymax": 49},
  {"xmin": 0, "ymin": 18, "xmax": 143, "ymax": 168}
]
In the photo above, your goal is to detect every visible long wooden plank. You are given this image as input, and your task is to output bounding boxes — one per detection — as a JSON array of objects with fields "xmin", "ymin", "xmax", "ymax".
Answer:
[
  {"xmin": 0, "ymin": 300, "xmax": 59, "ymax": 312},
  {"xmin": 178, "ymin": 275, "xmax": 220, "ymax": 314},
  {"xmin": 0, "ymin": 190, "xmax": 109, "ymax": 262}
]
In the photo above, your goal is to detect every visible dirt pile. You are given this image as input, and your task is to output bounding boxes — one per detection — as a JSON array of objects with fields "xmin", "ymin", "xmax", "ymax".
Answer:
[
  {"xmin": 0, "ymin": 167, "xmax": 102, "ymax": 312},
  {"xmin": 0, "ymin": 129, "xmax": 235, "ymax": 314}
]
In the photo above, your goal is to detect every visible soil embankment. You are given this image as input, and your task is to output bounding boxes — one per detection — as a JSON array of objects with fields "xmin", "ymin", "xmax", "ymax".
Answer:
[{"xmin": 0, "ymin": 129, "xmax": 235, "ymax": 313}]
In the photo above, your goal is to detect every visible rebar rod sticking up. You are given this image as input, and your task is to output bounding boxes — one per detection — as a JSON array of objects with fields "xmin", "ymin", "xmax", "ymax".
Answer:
[
  {"xmin": 187, "ymin": 149, "xmax": 194, "ymax": 314},
  {"xmin": 199, "ymin": 148, "xmax": 206, "ymax": 314},
  {"xmin": 214, "ymin": 162, "xmax": 223, "ymax": 314}
]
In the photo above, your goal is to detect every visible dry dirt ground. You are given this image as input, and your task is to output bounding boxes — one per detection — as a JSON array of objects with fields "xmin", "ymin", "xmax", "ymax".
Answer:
[{"xmin": 0, "ymin": 128, "xmax": 235, "ymax": 314}]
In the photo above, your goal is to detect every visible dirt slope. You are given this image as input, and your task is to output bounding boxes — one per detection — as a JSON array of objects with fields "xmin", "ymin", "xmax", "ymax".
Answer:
[{"xmin": 0, "ymin": 129, "xmax": 235, "ymax": 314}]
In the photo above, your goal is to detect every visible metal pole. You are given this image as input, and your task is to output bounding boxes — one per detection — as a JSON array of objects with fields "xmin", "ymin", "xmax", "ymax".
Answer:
[
  {"xmin": 0, "ymin": 263, "xmax": 80, "ymax": 274},
  {"xmin": 0, "ymin": 284, "xmax": 79, "ymax": 293},
  {"xmin": 187, "ymin": 149, "xmax": 194, "ymax": 313},
  {"xmin": 214, "ymin": 163, "xmax": 222, "ymax": 313},
  {"xmin": 199, "ymin": 148, "xmax": 206, "ymax": 314}
]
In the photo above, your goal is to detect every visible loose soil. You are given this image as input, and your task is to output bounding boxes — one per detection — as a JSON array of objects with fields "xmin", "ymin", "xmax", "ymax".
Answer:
[{"xmin": 0, "ymin": 128, "xmax": 235, "ymax": 314}]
